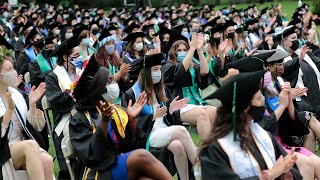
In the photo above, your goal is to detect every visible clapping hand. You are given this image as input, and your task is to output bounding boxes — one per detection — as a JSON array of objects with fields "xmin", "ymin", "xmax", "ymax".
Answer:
[
  {"xmin": 29, "ymin": 82, "xmax": 46, "ymax": 106},
  {"xmin": 169, "ymin": 96, "xmax": 189, "ymax": 114},
  {"xmin": 99, "ymin": 101, "xmax": 114, "ymax": 122},
  {"xmin": 127, "ymin": 92, "xmax": 147, "ymax": 118},
  {"xmin": 153, "ymin": 106, "xmax": 167, "ymax": 120}
]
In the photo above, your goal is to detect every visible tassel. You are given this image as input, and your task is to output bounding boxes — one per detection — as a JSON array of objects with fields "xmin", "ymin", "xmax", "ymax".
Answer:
[
  {"xmin": 232, "ymin": 81, "xmax": 237, "ymax": 141},
  {"xmin": 142, "ymin": 56, "xmax": 146, "ymax": 91}
]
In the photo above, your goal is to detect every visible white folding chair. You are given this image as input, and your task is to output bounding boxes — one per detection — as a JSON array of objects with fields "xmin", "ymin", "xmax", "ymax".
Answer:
[
  {"xmin": 24, "ymin": 72, "xmax": 31, "ymax": 94},
  {"xmin": 41, "ymin": 95, "xmax": 54, "ymax": 138},
  {"xmin": 61, "ymin": 135, "xmax": 76, "ymax": 180}
]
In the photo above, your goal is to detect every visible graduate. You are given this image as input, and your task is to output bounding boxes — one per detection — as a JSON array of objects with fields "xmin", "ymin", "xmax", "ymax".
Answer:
[
  {"xmin": 78, "ymin": 30, "xmax": 95, "ymax": 61},
  {"xmin": 44, "ymin": 34, "xmax": 81, "ymax": 180},
  {"xmin": 200, "ymin": 70, "xmax": 302, "ymax": 180},
  {"xmin": 95, "ymin": 29, "xmax": 131, "ymax": 103},
  {"xmin": 122, "ymin": 53, "xmax": 196, "ymax": 179},
  {"xmin": 69, "ymin": 55, "xmax": 172, "ymax": 180},
  {"xmin": 122, "ymin": 32, "xmax": 146, "ymax": 65},
  {"xmin": 0, "ymin": 56, "xmax": 53, "ymax": 180},
  {"xmin": 28, "ymin": 36, "xmax": 57, "ymax": 88},
  {"xmin": 162, "ymin": 33, "xmax": 216, "ymax": 141},
  {"xmin": 227, "ymin": 49, "xmax": 320, "ymax": 179},
  {"xmin": 17, "ymin": 27, "xmax": 42, "ymax": 76},
  {"xmin": 275, "ymin": 25, "xmax": 320, "ymax": 118}
]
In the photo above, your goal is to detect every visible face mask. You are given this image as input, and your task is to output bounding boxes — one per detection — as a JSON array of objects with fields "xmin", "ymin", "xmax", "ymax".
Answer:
[
  {"xmin": 82, "ymin": 38, "xmax": 91, "ymax": 46},
  {"xmin": 65, "ymin": 33, "xmax": 73, "ymax": 39},
  {"xmin": 69, "ymin": 56, "xmax": 83, "ymax": 68},
  {"xmin": 181, "ymin": 31, "xmax": 189, "ymax": 38},
  {"xmin": 1, "ymin": 70, "xmax": 17, "ymax": 87},
  {"xmin": 290, "ymin": 40, "xmax": 299, "ymax": 51},
  {"xmin": 102, "ymin": 83, "xmax": 120, "ymax": 101},
  {"xmin": 105, "ymin": 45, "xmax": 115, "ymax": 55},
  {"xmin": 3, "ymin": 12, "xmax": 9, "ymax": 18},
  {"xmin": 248, "ymin": 105, "xmax": 265, "ymax": 123},
  {"xmin": 192, "ymin": 28, "xmax": 200, "ymax": 33},
  {"xmin": 227, "ymin": 32, "xmax": 235, "ymax": 39},
  {"xmin": 240, "ymin": 12, "xmax": 244, "ymax": 17},
  {"xmin": 261, "ymin": 14, "xmax": 267, "ymax": 21},
  {"xmin": 53, "ymin": 29, "xmax": 60, "ymax": 35},
  {"xmin": 43, "ymin": 49, "xmax": 53, "ymax": 59},
  {"xmin": 63, "ymin": 14, "xmax": 69, "ymax": 19},
  {"xmin": 92, "ymin": 28, "xmax": 99, "ymax": 35},
  {"xmin": 151, "ymin": 19, "xmax": 158, "ymax": 25},
  {"xmin": 112, "ymin": 34, "xmax": 117, "ymax": 40},
  {"xmin": 134, "ymin": 42, "xmax": 144, "ymax": 51},
  {"xmin": 177, "ymin": 51, "xmax": 187, "ymax": 62},
  {"xmin": 151, "ymin": 71, "xmax": 162, "ymax": 84}
]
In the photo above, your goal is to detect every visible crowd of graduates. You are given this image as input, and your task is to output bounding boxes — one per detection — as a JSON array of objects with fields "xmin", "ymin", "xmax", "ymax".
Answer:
[{"xmin": 0, "ymin": 1, "xmax": 320, "ymax": 179}]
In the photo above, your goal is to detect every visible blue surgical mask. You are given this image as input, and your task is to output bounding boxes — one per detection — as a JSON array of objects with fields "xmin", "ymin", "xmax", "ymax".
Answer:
[
  {"xmin": 105, "ymin": 45, "xmax": 115, "ymax": 55},
  {"xmin": 82, "ymin": 38, "xmax": 91, "ymax": 46},
  {"xmin": 69, "ymin": 56, "xmax": 83, "ymax": 68},
  {"xmin": 177, "ymin": 51, "xmax": 187, "ymax": 62},
  {"xmin": 181, "ymin": 31, "xmax": 189, "ymax": 38}
]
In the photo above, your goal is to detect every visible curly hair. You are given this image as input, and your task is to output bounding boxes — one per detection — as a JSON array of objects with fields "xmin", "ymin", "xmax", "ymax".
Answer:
[{"xmin": 199, "ymin": 105, "xmax": 251, "ymax": 155}]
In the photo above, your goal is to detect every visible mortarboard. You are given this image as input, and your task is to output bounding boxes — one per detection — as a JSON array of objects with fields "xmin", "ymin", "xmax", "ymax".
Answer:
[
  {"xmin": 50, "ymin": 34, "xmax": 79, "ymax": 57},
  {"xmin": 256, "ymin": 49, "xmax": 288, "ymax": 64},
  {"xmin": 33, "ymin": 36, "xmax": 56, "ymax": 49},
  {"xmin": 48, "ymin": 22, "xmax": 60, "ymax": 30},
  {"xmin": 222, "ymin": 20, "xmax": 237, "ymax": 31},
  {"xmin": 272, "ymin": 25, "xmax": 295, "ymax": 40},
  {"xmin": 122, "ymin": 32, "xmax": 146, "ymax": 43},
  {"xmin": 0, "ymin": 34, "xmax": 13, "ymax": 50},
  {"xmin": 25, "ymin": 27, "xmax": 39, "ymax": 47},
  {"xmin": 21, "ymin": 21, "xmax": 34, "ymax": 33},
  {"xmin": 124, "ymin": 22, "xmax": 140, "ymax": 34},
  {"xmin": 72, "ymin": 23, "xmax": 88, "ymax": 35}
]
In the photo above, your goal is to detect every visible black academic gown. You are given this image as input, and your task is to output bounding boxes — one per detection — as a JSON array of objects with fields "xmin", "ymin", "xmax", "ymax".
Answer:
[
  {"xmin": 69, "ymin": 108, "xmax": 137, "ymax": 180},
  {"xmin": 0, "ymin": 117, "xmax": 11, "ymax": 180},
  {"xmin": 283, "ymin": 53, "xmax": 320, "ymax": 117},
  {"xmin": 45, "ymin": 72, "xmax": 75, "ymax": 177},
  {"xmin": 28, "ymin": 56, "xmax": 55, "ymax": 88},
  {"xmin": 17, "ymin": 50, "xmax": 35, "ymax": 76},
  {"xmin": 162, "ymin": 61, "xmax": 212, "ymax": 101},
  {"xmin": 200, "ymin": 133, "xmax": 302, "ymax": 180}
]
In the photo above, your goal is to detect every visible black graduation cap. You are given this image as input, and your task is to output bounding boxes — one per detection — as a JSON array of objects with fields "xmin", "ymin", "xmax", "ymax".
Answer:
[
  {"xmin": 273, "ymin": 25, "xmax": 295, "ymax": 40},
  {"xmin": 25, "ymin": 28, "xmax": 39, "ymax": 47},
  {"xmin": 122, "ymin": 32, "xmax": 146, "ymax": 43},
  {"xmin": 153, "ymin": 27, "xmax": 173, "ymax": 36},
  {"xmin": 146, "ymin": 12, "xmax": 157, "ymax": 21},
  {"xmin": 132, "ymin": 53, "xmax": 164, "ymax": 69},
  {"xmin": 288, "ymin": 18, "xmax": 302, "ymax": 26},
  {"xmin": 261, "ymin": 7, "xmax": 269, "ymax": 15},
  {"xmin": 172, "ymin": 23, "xmax": 188, "ymax": 34},
  {"xmin": 246, "ymin": 18, "xmax": 259, "ymax": 26},
  {"xmin": 73, "ymin": 55, "xmax": 101, "ymax": 100},
  {"xmin": 93, "ymin": 28, "xmax": 112, "ymax": 48},
  {"xmin": 205, "ymin": 69, "xmax": 266, "ymax": 111},
  {"xmin": 142, "ymin": 24, "xmax": 155, "ymax": 33},
  {"xmin": 107, "ymin": 26, "xmax": 118, "ymax": 32},
  {"xmin": 72, "ymin": 23, "xmax": 88, "ymax": 35},
  {"xmin": 226, "ymin": 51, "xmax": 275, "ymax": 72},
  {"xmin": 124, "ymin": 22, "xmax": 140, "ymax": 34},
  {"xmin": 33, "ymin": 36, "xmax": 56, "ymax": 49},
  {"xmin": 50, "ymin": 34, "xmax": 79, "ymax": 57},
  {"xmin": 123, "ymin": 16, "xmax": 134, "ymax": 26},
  {"xmin": 0, "ymin": 34, "xmax": 13, "ymax": 50},
  {"xmin": 21, "ymin": 21, "xmax": 34, "ymax": 33},
  {"xmin": 256, "ymin": 49, "xmax": 288, "ymax": 64},
  {"xmin": 222, "ymin": 20, "xmax": 237, "ymax": 31},
  {"xmin": 48, "ymin": 22, "xmax": 60, "ymax": 30},
  {"xmin": 235, "ymin": 24, "xmax": 246, "ymax": 34},
  {"xmin": 158, "ymin": 20, "xmax": 167, "ymax": 29}
]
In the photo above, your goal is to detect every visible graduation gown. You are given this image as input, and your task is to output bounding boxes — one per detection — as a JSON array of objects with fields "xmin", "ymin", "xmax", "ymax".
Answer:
[
  {"xmin": 45, "ymin": 71, "xmax": 75, "ymax": 175},
  {"xmin": 17, "ymin": 50, "xmax": 37, "ymax": 76},
  {"xmin": 0, "ymin": 117, "xmax": 11, "ymax": 180},
  {"xmin": 69, "ymin": 107, "xmax": 137, "ymax": 180},
  {"xmin": 200, "ymin": 132, "xmax": 302, "ymax": 180},
  {"xmin": 162, "ymin": 61, "xmax": 212, "ymax": 102},
  {"xmin": 28, "ymin": 56, "xmax": 55, "ymax": 88},
  {"xmin": 282, "ymin": 52, "xmax": 320, "ymax": 117}
]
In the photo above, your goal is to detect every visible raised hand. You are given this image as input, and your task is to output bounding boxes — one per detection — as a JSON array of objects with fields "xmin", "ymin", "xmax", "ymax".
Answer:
[
  {"xmin": 146, "ymin": 48, "xmax": 159, "ymax": 55},
  {"xmin": 119, "ymin": 64, "xmax": 131, "ymax": 76},
  {"xmin": 127, "ymin": 92, "xmax": 147, "ymax": 118},
  {"xmin": 197, "ymin": 33, "xmax": 205, "ymax": 50},
  {"xmin": 279, "ymin": 85, "xmax": 290, "ymax": 107},
  {"xmin": 189, "ymin": 33, "xmax": 198, "ymax": 50},
  {"xmin": 6, "ymin": 92, "xmax": 14, "ymax": 111},
  {"xmin": 283, "ymin": 147, "xmax": 298, "ymax": 173},
  {"xmin": 169, "ymin": 96, "xmax": 189, "ymax": 114},
  {"xmin": 291, "ymin": 87, "xmax": 307, "ymax": 100},
  {"xmin": 153, "ymin": 105, "xmax": 167, "ymax": 120},
  {"xmin": 99, "ymin": 101, "xmax": 114, "ymax": 122},
  {"xmin": 29, "ymin": 82, "xmax": 46, "ymax": 106},
  {"xmin": 218, "ymin": 40, "xmax": 228, "ymax": 53},
  {"xmin": 299, "ymin": 45, "xmax": 311, "ymax": 62}
]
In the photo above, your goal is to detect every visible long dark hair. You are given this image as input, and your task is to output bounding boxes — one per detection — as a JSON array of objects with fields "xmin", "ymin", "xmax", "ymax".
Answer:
[
  {"xmin": 199, "ymin": 106, "xmax": 251, "ymax": 155},
  {"xmin": 138, "ymin": 67, "xmax": 168, "ymax": 105},
  {"xmin": 75, "ymin": 67, "xmax": 110, "ymax": 111}
]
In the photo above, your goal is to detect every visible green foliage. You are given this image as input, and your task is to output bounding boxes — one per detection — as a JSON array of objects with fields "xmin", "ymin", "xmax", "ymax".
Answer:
[
  {"xmin": 313, "ymin": 0, "xmax": 320, "ymax": 15},
  {"xmin": 0, "ymin": 48, "xmax": 13, "ymax": 62}
]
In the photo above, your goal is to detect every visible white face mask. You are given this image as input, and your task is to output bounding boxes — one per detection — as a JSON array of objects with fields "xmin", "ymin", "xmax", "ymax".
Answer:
[
  {"xmin": 134, "ymin": 42, "xmax": 144, "ymax": 52},
  {"xmin": 53, "ymin": 29, "xmax": 60, "ymax": 35},
  {"xmin": 102, "ymin": 83, "xmax": 120, "ymax": 101},
  {"xmin": 65, "ymin": 33, "xmax": 73, "ymax": 39},
  {"xmin": 151, "ymin": 71, "xmax": 161, "ymax": 84},
  {"xmin": 1, "ymin": 70, "xmax": 17, "ymax": 87}
]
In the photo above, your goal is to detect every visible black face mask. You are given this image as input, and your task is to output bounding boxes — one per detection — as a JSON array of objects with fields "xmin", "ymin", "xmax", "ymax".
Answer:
[
  {"xmin": 289, "ymin": 40, "xmax": 299, "ymax": 51},
  {"xmin": 43, "ymin": 49, "xmax": 53, "ymax": 59},
  {"xmin": 227, "ymin": 32, "xmax": 235, "ymax": 39},
  {"xmin": 214, "ymin": 38, "xmax": 220, "ymax": 45},
  {"xmin": 92, "ymin": 29, "xmax": 99, "ymax": 35},
  {"xmin": 248, "ymin": 105, "xmax": 265, "ymax": 122}
]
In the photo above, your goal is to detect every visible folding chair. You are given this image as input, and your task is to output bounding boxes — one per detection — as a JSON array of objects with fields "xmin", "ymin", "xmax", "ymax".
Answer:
[
  {"xmin": 24, "ymin": 72, "xmax": 31, "ymax": 94},
  {"xmin": 61, "ymin": 135, "xmax": 76, "ymax": 180},
  {"xmin": 41, "ymin": 95, "xmax": 54, "ymax": 138}
]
